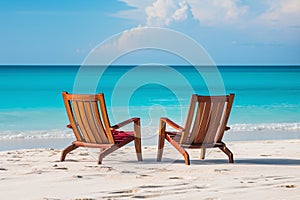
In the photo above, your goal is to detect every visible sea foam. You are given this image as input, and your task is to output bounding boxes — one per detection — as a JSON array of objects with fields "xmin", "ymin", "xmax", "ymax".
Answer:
[
  {"xmin": 0, "ymin": 129, "xmax": 73, "ymax": 140},
  {"xmin": 230, "ymin": 123, "xmax": 300, "ymax": 132},
  {"xmin": 0, "ymin": 122, "xmax": 299, "ymax": 141}
]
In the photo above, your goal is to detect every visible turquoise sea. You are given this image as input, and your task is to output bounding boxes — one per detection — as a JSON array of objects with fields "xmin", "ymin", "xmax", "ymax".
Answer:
[{"xmin": 0, "ymin": 65, "xmax": 299, "ymax": 150}]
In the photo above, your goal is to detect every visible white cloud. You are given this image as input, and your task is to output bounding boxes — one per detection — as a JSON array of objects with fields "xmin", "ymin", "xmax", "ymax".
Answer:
[
  {"xmin": 145, "ymin": 0, "xmax": 188, "ymax": 26},
  {"xmin": 258, "ymin": 0, "xmax": 300, "ymax": 27},
  {"xmin": 116, "ymin": 26, "xmax": 147, "ymax": 50},
  {"xmin": 116, "ymin": 0, "xmax": 300, "ymax": 46},
  {"xmin": 118, "ymin": 0, "xmax": 249, "ymax": 27},
  {"xmin": 118, "ymin": 0, "xmax": 300, "ymax": 29},
  {"xmin": 172, "ymin": 2, "xmax": 189, "ymax": 21},
  {"xmin": 187, "ymin": 0, "xmax": 248, "ymax": 26}
]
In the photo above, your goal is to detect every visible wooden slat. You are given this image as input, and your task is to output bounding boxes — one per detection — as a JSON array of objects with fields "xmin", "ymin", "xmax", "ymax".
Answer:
[
  {"xmin": 204, "ymin": 102, "xmax": 225, "ymax": 144},
  {"xmin": 194, "ymin": 102, "xmax": 209, "ymax": 143},
  {"xmin": 196, "ymin": 101, "xmax": 216, "ymax": 144},
  {"xmin": 69, "ymin": 104, "xmax": 85, "ymax": 141},
  {"xmin": 216, "ymin": 94, "xmax": 235, "ymax": 142},
  {"xmin": 197, "ymin": 96, "xmax": 229, "ymax": 102},
  {"xmin": 193, "ymin": 101, "xmax": 212, "ymax": 144},
  {"xmin": 73, "ymin": 141, "xmax": 113, "ymax": 148},
  {"xmin": 90, "ymin": 101, "xmax": 110, "ymax": 144},
  {"xmin": 73, "ymin": 101, "xmax": 93, "ymax": 143},
  {"xmin": 83, "ymin": 101, "xmax": 104, "ymax": 144},
  {"xmin": 67, "ymin": 94, "xmax": 98, "ymax": 101},
  {"xmin": 97, "ymin": 94, "xmax": 114, "ymax": 144},
  {"xmin": 214, "ymin": 103, "xmax": 228, "ymax": 143},
  {"xmin": 62, "ymin": 92, "xmax": 83, "ymax": 141},
  {"xmin": 188, "ymin": 101, "xmax": 205, "ymax": 144},
  {"xmin": 181, "ymin": 143, "xmax": 224, "ymax": 148},
  {"xmin": 79, "ymin": 101, "xmax": 98, "ymax": 143},
  {"xmin": 71, "ymin": 101, "xmax": 86, "ymax": 141},
  {"xmin": 209, "ymin": 102, "xmax": 223, "ymax": 144},
  {"xmin": 181, "ymin": 95, "xmax": 197, "ymax": 143}
]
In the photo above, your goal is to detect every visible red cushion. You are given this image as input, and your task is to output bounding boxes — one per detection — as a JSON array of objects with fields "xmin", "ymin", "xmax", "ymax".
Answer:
[{"xmin": 112, "ymin": 130, "xmax": 134, "ymax": 142}]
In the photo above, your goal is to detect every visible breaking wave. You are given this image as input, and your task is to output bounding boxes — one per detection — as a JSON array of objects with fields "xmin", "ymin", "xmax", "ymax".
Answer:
[
  {"xmin": 0, "ymin": 122, "xmax": 299, "ymax": 141},
  {"xmin": 230, "ymin": 123, "xmax": 300, "ymax": 132},
  {"xmin": 0, "ymin": 129, "xmax": 73, "ymax": 140}
]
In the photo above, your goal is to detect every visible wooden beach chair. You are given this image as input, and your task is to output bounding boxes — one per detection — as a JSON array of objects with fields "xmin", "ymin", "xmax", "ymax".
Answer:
[
  {"xmin": 61, "ymin": 92, "xmax": 142, "ymax": 164},
  {"xmin": 157, "ymin": 94, "xmax": 235, "ymax": 165}
]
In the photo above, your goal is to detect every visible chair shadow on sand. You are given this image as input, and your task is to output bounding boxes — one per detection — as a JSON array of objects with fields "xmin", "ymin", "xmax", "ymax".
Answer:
[
  {"xmin": 233, "ymin": 158, "xmax": 300, "ymax": 166},
  {"xmin": 122, "ymin": 157, "xmax": 300, "ymax": 166},
  {"xmin": 170, "ymin": 158, "xmax": 300, "ymax": 166}
]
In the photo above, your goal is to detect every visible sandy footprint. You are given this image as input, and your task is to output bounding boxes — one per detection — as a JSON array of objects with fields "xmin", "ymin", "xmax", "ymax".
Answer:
[
  {"xmin": 136, "ymin": 174, "xmax": 152, "ymax": 179},
  {"xmin": 71, "ymin": 198, "xmax": 95, "ymax": 200},
  {"xmin": 273, "ymin": 176, "xmax": 296, "ymax": 180},
  {"xmin": 54, "ymin": 166, "xmax": 68, "ymax": 170},
  {"xmin": 103, "ymin": 189, "xmax": 138, "ymax": 199},
  {"xmin": 169, "ymin": 176, "xmax": 184, "ymax": 180},
  {"xmin": 139, "ymin": 185, "xmax": 164, "ymax": 189},
  {"xmin": 73, "ymin": 175, "xmax": 83, "ymax": 178},
  {"xmin": 121, "ymin": 170, "xmax": 136, "ymax": 174},
  {"xmin": 280, "ymin": 184, "xmax": 296, "ymax": 188},
  {"xmin": 214, "ymin": 169, "xmax": 231, "ymax": 174},
  {"xmin": 154, "ymin": 168, "xmax": 173, "ymax": 172},
  {"xmin": 259, "ymin": 154, "xmax": 272, "ymax": 157},
  {"xmin": 132, "ymin": 193, "xmax": 162, "ymax": 198},
  {"xmin": 99, "ymin": 166, "xmax": 114, "ymax": 172}
]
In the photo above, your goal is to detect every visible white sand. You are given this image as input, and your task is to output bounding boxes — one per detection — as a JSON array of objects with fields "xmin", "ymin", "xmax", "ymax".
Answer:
[{"xmin": 1, "ymin": 139, "xmax": 300, "ymax": 200}]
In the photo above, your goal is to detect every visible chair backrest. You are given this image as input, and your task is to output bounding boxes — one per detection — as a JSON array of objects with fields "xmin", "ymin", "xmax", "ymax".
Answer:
[
  {"xmin": 181, "ymin": 94, "xmax": 234, "ymax": 145},
  {"xmin": 62, "ymin": 92, "xmax": 114, "ymax": 144}
]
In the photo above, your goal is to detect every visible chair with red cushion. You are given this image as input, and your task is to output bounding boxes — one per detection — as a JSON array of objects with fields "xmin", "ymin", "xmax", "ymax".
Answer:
[{"xmin": 61, "ymin": 92, "xmax": 142, "ymax": 164}]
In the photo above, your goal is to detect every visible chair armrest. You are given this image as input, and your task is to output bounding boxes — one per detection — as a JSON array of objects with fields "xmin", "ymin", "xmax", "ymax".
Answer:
[
  {"xmin": 160, "ymin": 117, "xmax": 184, "ymax": 131},
  {"xmin": 111, "ymin": 118, "xmax": 141, "ymax": 140},
  {"xmin": 111, "ymin": 118, "xmax": 140, "ymax": 129}
]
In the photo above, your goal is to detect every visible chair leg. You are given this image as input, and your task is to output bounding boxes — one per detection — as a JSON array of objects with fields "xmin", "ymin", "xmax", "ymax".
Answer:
[
  {"xmin": 100, "ymin": 148, "xmax": 105, "ymax": 153},
  {"xmin": 98, "ymin": 137, "xmax": 134, "ymax": 164},
  {"xmin": 157, "ymin": 119, "xmax": 166, "ymax": 162},
  {"xmin": 200, "ymin": 147, "xmax": 206, "ymax": 160},
  {"xmin": 219, "ymin": 145, "xmax": 234, "ymax": 163},
  {"xmin": 98, "ymin": 148, "xmax": 107, "ymax": 164},
  {"xmin": 183, "ymin": 152, "xmax": 190, "ymax": 165},
  {"xmin": 157, "ymin": 134, "xmax": 165, "ymax": 162},
  {"xmin": 134, "ymin": 137, "xmax": 143, "ymax": 161},
  {"xmin": 134, "ymin": 119, "xmax": 143, "ymax": 161},
  {"xmin": 61, "ymin": 144, "xmax": 78, "ymax": 161},
  {"xmin": 166, "ymin": 134, "xmax": 190, "ymax": 165},
  {"xmin": 98, "ymin": 145, "xmax": 119, "ymax": 164}
]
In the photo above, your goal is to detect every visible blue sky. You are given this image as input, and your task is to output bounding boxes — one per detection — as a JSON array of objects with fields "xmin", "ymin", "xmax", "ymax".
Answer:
[{"xmin": 0, "ymin": 0, "xmax": 299, "ymax": 65}]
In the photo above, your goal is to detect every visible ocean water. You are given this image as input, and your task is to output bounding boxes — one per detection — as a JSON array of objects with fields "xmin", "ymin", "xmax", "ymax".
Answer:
[{"xmin": 0, "ymin": 65, "xmax": 299, "ymax": 150}]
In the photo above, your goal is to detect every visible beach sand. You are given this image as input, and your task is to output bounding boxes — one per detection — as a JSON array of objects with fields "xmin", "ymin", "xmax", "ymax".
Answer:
[{"xmin": 0, "ymin": 139, "xmax": 300, "ymax": 200}]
